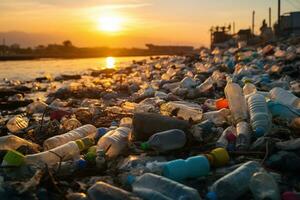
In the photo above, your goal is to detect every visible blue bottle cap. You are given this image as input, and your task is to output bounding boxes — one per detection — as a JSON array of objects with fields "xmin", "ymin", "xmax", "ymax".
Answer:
[
  {"xmin": 75, "ymin": 159, "xmax": 87, "ymax": 169},
  {"xmin": 111, "ymin": 121, "xmax": 118, "ymax": 126},
  {"xmin": 96, "ymin": 128, "xmax": 108, "ymax": 138},
  {"xmin": 127, "ymin": 175, "xmax": 136, "ymax": 185},
  {"xmin": 206, "ymin": 192, "xmax": 218, "ymax": 200},
  {"xmin": 255, "ymin": 127, "xmax": 265, "ymax": 138}
]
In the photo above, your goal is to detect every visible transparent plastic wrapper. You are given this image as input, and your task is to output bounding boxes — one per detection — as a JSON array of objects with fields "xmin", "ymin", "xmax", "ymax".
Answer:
[{"xmin": 43, "ymin": 124, "xmax": 96, "ymax": 150}]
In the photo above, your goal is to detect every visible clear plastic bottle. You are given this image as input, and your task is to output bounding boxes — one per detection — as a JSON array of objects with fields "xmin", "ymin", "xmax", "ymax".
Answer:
[
  {"xmin": 207, "ymin": 161, "xmax": 262, "ymax": 200},
  {"xmin": 248, "ymin": 94, "xmax": 271, "ymax": 137},
  {"xmin": 97, "ymin": 126, "xmax": 131, "ymax": 158},
  {"xmin": 3, "ymin": 138, "xmax": 93, "ymax": 167},
  {"xmin": 269, "ymin": 87, "xmax": 300, "ymax": 109},
  {"xmin": 196, "ymin": 76, "xmax": 214, "ymax": 94},
  {"xmin": 224, "ymin": 79, "xmax": 248, "ymax": 123},
  {"xmin": 0, "ymin": 135, "xmax": 39, "ymax": 151},
  {"xmin": 6, "ymin": 115, "xmax": 29, "ymax": 133},
  {"xmin": 88, "ymin": 181, "xmax": 141, "ymax": 200},
  {"xmin": 54, "ymin": 158, "xmax": 87, "ymax": 176},
  {"xmin": 141, "ymin": 129, "xmax": 186, "ymax": 152},
  {"xmin": 128, "ymin": 173, "xmax": 201, "ymax": 200},
  {"xmin": 243, "ymin": 82, "xmax": 257, "ymax": 96},
  {"xmin": 43, "ymin": 124, "xmax": 96, "ymax": 150},
  {"xmin": 236, "ymin": 121, "xmax": 251, "ymax": 150},
  {"xmin": 249, "ymin": 172, "xmax": 280, "ymax": 200}
]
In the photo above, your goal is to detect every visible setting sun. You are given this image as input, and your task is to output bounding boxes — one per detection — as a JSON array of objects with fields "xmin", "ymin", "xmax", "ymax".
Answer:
[{"xmin": 98, "ymin": 15, "xmax": 123, "ymax": 32}]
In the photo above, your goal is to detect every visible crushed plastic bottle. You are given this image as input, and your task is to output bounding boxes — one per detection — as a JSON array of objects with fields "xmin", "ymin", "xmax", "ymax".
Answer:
[
  {"xmin": 128, "ymin": 173, "xmax": 201, "ymax": 200},
  {"xmin": 141, "ymin": 129, "xmax": 186, "ymax": 152},
  {"xmin": 43, "ymin": 124, "xmax": 97, "ymax": 150},
  {"xmin": 54, "ymin": 158, "xmax": 87, "ymax": 176},
  {"xmin": 6, "ymin": 115, "xmax": 29, "ymax": 133},
  {"xmin": 269, "ymin": 87, "xmax": 300, "ymax": 109},
  {"xmin": 216, "ymin": 126, "xmax": 236, "ymax": 150},
  {"xmin": 202, "ymin": 108, "xmax": 231, "ymax": 125},
  {"xmin": 207, "ymin": 161, "xmax": 262, "ymax": 200},
  {"xmin": 248, "ymin": 94, "xmax": 271, "ymax": 137},
  {"xmin": 224, "ymin": 78, "xmax": 248, "ymax": 123},
  {"xmin": 97, "ymin": 119, "xmax": 131, "ymax": 157},
  {"xmin": 0, "ymin": 135, "xmax": 39, "ymax": 151},
  {"xmin": 249, "ymin": 171, "xmax": 280, "ymax": 200},
  {"xmin": 162, "ymin": 155, "xmax": 210, "ymax": 181},
  {"xmin": 88, "ymin": 181, "xmax": 141, "ymax": 200},
  {"xmin": 236, "ymin": 121, "xmax": 251, "ymax": 150}
]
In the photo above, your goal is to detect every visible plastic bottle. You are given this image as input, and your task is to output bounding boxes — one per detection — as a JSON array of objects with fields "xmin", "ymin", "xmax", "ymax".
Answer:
[
  {"xmin": 2, "ymin": 137, "xmax": 94, "ymax": 167},
  {"xmin": 141, "ymin": 129, "xmax": 186, "ymax": 152},
  {"xmin": 132, "ymin": 113, "xmax": 189, "ymax": 141},
  {"xmin": 267, "ymin": 101, "xmax": 300, "ymax": 122},
  {"xmin": 6, "ymin": 115, "xmax": 29, "ymax": 133},
  {"xmin": 61, "ymin": 117, "xmax": 82, "ymax": 131},
  {"xmin": 216, "ymin": 126, "xmax": 236, "ymax": 150},
  {"xmin": 236, "ymin": 121, "xmax": 251, "ymax": 150},
  {"xmin": 269, "ymin": 87, "xmax": 300, "ymax": 109},
  {"xmin": 249, "ymin": 172, "xmax": 280, "ymax": 200},
  {"xmin": 0, "ymin": 135, "xmax": 39, "ymax": 151},
  {"xmin": 204, "ymin": 148, "xmax": 230, "ymax": 167},
  {"xmin": 43, "ymin": 124, "xmax": 96, "ymax": 150},
  {"xmin": 224, "ymin": 78, "xmax": 248, "ymax": 123},
  {"xmin": 196, "ymin": 76, "xmax": 214, "ymax": 94},
  {"xmin": 248, "ymin": 94, "xmax": 271, "ymax": 137},
  {"xmin": 243, "ymin": 82, "xmax": 257, "ymax": 96},
  {"xmin": 128, "ymin": 173, "xmax": 201, "ymax": 200},
  {"xmin": 202, "ymin": 108, "xmax": 231, "ymax": 125},
  {"xmin": 162, "ymin": 155, "xmax": 210, "ymax": 181},
  {"xmin": 88, "ymin": 181, "xmax": 140, "ymax": 200},
  {"xmin": 97, "ymin": 126, "xmax": 131, "ymax": 158},
  {"xmin": 54, "ymin": 158, "xmax": 87, "ymax": 177},
  {"xmin": 191, "ymin": 120, "xmax": 216, "ymax": 142},
  {"xmin": 26, "ymin": 101, "xmax": 48, "ymax": 114},
  {"xmin": 206, "ymin": 161, "xmax": 262, "ymax": 200}
]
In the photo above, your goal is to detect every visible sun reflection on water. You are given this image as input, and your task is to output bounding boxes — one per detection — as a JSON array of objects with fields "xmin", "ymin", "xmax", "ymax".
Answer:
[{"xmin": 106, "ymin": 57, "xmax": 115, "ymax": 69}]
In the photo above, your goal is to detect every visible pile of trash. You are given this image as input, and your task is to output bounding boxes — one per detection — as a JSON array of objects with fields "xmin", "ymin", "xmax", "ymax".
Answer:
[{"xmin": 0, "ymin": 42, "xmax": 300, "ymax": 200}]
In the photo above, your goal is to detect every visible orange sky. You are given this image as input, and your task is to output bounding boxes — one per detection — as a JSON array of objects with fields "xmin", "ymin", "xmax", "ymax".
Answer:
[{"xmin": 0, "ymin": 0, "xmax": 298, "ymax": 48}]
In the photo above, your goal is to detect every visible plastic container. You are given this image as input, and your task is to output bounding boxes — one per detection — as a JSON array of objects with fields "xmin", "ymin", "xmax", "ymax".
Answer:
[
  {"xmin": 97, "ymin": 126, "xmax": 131, "ymax": 158},
  {"xmin": 128, "ymin": 173, "xmax": 201, "ymax": 200},
  {"xmin": 267, "ymin": 101, "xmax": 300, "ymax": 122},
  {"xmin": 243, "ymin": 82, "xmax": 257, "ymax": 96},
  {"xmin": 224, "ymin": 79, "xmax": 248, "ymax": 123},
  {"xmin": 3, "ymin": 137, "xmax": 93, "ymax": 167},
  {"xmin": 54, "ymin": 158, "xmax": 87, "ymax": 176},
  {"xmin": 0, "ymin": 135, "xmax": 39, "ymax": 151},
  {"xmin": 43, "ymin": 124, "xmax": 96, "ymax": 150},
  {"xmin": 88, "ymin": 181, "xmax": 140, "ymax": 200},
  {"xmin": 191, "ymin": 120, "xmax": 216, "ymax": 142},
  {"xmin": 236, "ymin": 121, "xmax": 251, "ymax": 150},
  {"xmin": 204, "ymin": 148, "xmax": 230, "ymax": 167},
  {"xmin": 196, "ymin": 76, "xmax": 214, "ymax": 94},
  {"xmin": 216, "ymin": 126, "xmax": 236, "ymax": 150},
  {"xmin": 6, "ymin": 115, "xmax": 29, "ymax": 133},
  {"xmin": 141, "ymin": 129, "xmax": 186, "ymax": 152},
  {"xmin": 207, "ymin": 161, "xmax": 262, "ymax": 200},
  {"xmin": 248, "ymin": 94, "xmax": 271, "ymax": 137},
  {"xmin": 162, "ymin": 155, "xmax": 210, "ymax": 181},
  {"xmin": 249, "ymin": 172, "xmax": 280, "ymax": 200},
  {"xmin": 269, "ymin": 87, "xmax": 300, "ymax": 109}
]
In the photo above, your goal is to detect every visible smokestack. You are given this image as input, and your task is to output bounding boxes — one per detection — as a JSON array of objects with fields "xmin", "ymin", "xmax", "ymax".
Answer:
[
  {"xmin": 252, "ymin": 11, "xmax": 255, "ymax": 34},
  {"xmin": 269, "ymin": 7, "xmax": 272, "ymax": 27}
]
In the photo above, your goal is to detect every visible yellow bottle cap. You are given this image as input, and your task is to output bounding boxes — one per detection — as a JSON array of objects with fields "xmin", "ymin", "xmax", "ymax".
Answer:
[{"xmin": 207, "ymin": 148, "xmax": 230, "ymax": 167}]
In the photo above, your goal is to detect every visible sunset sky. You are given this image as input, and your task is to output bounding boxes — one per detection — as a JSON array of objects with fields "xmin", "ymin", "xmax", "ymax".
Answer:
[{"xmin": 0, "ymin": 0, "xmax": 298, "ymax": 48}]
